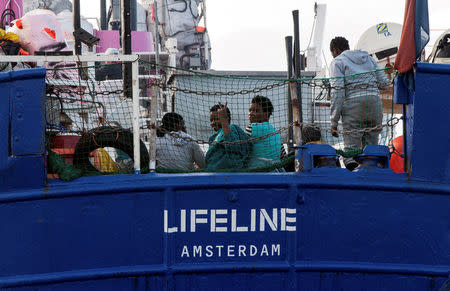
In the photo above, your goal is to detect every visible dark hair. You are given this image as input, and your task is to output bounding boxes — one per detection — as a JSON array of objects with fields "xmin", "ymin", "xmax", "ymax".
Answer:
[
  {"xmin": 301, "ymin": 124, "xmax": 321, "ymax": 144},
  {"xmin": 251, "ymin": 95, "xmax": 273, "ymax": 116},
  {"xmin": 157, "ymin": 112, "xmax": 184, "ymax": 137},
  {"xmin": 330, "ymin": 36, "xmax": 350, "ymax": 52},
  {"xmin": 210, "ymin": 104, "xmax": 231, "ymax": 122}
]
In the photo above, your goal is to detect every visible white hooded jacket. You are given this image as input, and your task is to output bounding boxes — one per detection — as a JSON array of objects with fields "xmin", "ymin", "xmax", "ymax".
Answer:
[
  {"xmin": 329, "ymin": 50, "xmax": 389, "ymax": 127},
  {"xmin": 156, "ymin": 131, "xmax": 205, "ymax": 171}
]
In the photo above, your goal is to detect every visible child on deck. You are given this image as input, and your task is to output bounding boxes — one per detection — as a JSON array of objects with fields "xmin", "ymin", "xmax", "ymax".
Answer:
[
  {"xmin": 245, "ymin": 96, "xmax": 282, "ymax": 168},
  {"xmin": 301, "ymin": 123, "xmax": 324, "ymax": 145},
  {"xmin": 206, "ymin": 103, "xmax": 251, "ymax": 170}
]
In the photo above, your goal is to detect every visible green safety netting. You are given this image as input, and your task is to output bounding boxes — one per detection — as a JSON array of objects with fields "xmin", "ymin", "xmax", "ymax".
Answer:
[{"xmin": 44, "ymin": 60, "xmax": 397, "ymax": 179}]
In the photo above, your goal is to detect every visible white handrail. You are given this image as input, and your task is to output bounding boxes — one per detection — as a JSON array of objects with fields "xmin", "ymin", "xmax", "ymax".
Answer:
[{"xmin": 0, "ymin": 54, "xmax": 139, "ymax": 63}]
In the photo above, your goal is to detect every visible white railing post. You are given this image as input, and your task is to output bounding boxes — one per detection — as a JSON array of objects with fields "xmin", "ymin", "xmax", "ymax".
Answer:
[
  {"xmin": 165, "ymin": 38, "xmax": 178, "ymax": 112},
  {"xmin": 149, "ymin": 71, "xmax": 158, "ymax": 172},
  {"xmin": 165, "ymin": 38, "xmax": 178, "ymax": 68},
  {"xmin": 132, "ymin": 58, "xmax": 141, "ymax": 174}
]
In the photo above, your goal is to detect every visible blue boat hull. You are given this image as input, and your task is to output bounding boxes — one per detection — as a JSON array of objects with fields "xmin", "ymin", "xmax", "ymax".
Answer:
[
  {"xmin": 0, "ymin": 62, "xmax": 449, "ymax": 290},
  {"xmin": 0, "ymin": 173, "xmax": 448, "ymax": 290}
]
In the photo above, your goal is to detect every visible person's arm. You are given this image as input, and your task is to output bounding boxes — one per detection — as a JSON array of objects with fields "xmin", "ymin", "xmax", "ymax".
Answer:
[
  {"xmin": 329, "ymin": 59, "xmax": 345, "ymax": 137},
  {"xmin": 372, "ymin": 57, "xmax": 390, "ymax": 90},
  {"xmin": 192, "ymin": 142, "xmax": 206, "ymax": 169},
  {"xmin": 222, "ymin": 125, "xmax": 251, "ymax": 164}
]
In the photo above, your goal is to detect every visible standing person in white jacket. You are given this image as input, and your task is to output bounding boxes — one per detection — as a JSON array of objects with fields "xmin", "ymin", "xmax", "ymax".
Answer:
[
  {"xmin": 156, "ymin": 113, "xmax": 205, "ymax": 171},
  {"xmin": 329, "ymin": 36, "xmax": 389, "ymax": 170}
]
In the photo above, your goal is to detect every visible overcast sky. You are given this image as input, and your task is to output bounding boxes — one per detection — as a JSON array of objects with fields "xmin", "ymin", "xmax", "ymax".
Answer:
[
  {"xmin": 82, "ymin": 0, "xmax": 450, "ymax": 71},
  {"xmin": 205, "ymin": 0, "xmax": 450, "ymax": 71}
]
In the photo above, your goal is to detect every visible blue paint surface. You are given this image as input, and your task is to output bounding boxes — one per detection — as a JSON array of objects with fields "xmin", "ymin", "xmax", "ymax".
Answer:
[
  {"xmin": 0, "ymin": 68, "xmax": 46, "ymax": 190},
  {"xmin": 0, "ymin": 173, "xmax": 448, "ymax": 290},
  {"xmin": 10, "ymin": 69, "xmax": 46, "ymax": 156}
]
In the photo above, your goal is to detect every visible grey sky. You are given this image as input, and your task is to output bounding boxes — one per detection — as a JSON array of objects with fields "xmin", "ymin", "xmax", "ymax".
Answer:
[
  {"xmin": 81, "ymin": 0, "xmax": 450, "ymax": 71},
  {"xmin": 206, "ymin": 0, "xmax": 449, "ymax": 71}
]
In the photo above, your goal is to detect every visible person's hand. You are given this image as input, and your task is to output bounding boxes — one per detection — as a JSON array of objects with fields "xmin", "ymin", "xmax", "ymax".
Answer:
[
  {"xmin": 217, "ymin": 101, "xmax": 231, "ymax": 135},
  {"xmin": 385, "ymin": 62, "xmax": 394, "ymax": 75},
  {"xmin": 331, "ymin": 126, "xmax": 339, "ymax": 138},
  {"xmin": 217, "ymin": 102, "xmax": 229, "ymax": 125}
]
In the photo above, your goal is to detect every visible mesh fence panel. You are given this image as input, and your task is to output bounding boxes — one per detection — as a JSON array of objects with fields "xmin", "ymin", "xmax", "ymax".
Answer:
[
  {"xmin": 45, "ymin": 59, "xmax": 398, "ymax": 177},
  {"xmin": 46, "ymin": 62, "xmax": 139, "ymax": 176}
]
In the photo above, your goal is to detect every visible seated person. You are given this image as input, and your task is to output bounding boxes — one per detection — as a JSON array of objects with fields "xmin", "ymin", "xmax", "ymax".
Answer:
[
  {"xmin": 301, "ymin": 123, "xmax": 324, "ymax": 145},
  {"xmin": 95, "ymin": 48, "xmax": 122, "ymax": 81},
  {"xmin": 282, "ymin": 124, "xmax": 325, "ymax": 172},
  {"xmin": 245, "ymin": 96, "xmax": 282, "ymax": 168},
  {"xmin": 206, "ymin": 103, "xmax": 251, "ymax": 170},
  {"xmin": 156, "ymin": 112, "xmax": 205, "ymax": 171},
  {"xmin": 301, "ymin": 123, "xmax": 341, "ymax": 168}
]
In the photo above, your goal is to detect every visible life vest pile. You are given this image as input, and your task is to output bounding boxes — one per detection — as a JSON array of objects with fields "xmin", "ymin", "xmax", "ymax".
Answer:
[
  {"xmin": 7, "ymin": 9, "xmax": 68, "ymax": 55},
  {"xmin": 0, "ymin": 28, "xmax": 26, "ymax": 56}
]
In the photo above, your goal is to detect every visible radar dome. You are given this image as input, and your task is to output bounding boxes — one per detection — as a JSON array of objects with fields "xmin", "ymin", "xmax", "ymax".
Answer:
[{"xmin": 356, "ymin": 22, "xmax": 402, "ymax": 68}]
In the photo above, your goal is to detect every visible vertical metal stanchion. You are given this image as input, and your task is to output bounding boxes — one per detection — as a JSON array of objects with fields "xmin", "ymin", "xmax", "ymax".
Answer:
[
  {"xmin": 122, "ymin": 0, "xmax": 138, "ymax": 173},
  {"xmin": 149, "ymin": 2, "xmax": 160, "ymax": 172},
  {"xmin": 285, "ymin": 36, "xmax": 294, "ymax": 149},
  {"xmin": 100, "ymin": 0, "xmax": 107, "ymax": 30},
  {"xmin": 149, "ymin": 82, "xmax": 158, "ymax": 172},
  {"xmin": 165, "ymin": 38, "xmax": 178, "ymax": 112},
  {"xmin": 130, "ymin": 0, "xmax": 137, "ymax": 31},
  {"xmin": 292, "ymin": 10, "xmax": 303, "ymax": 142},
  {"xmin": 154, "ymin": 2, "xmax": 161, "ymax": 72},
  {"xmin": 73, "ymin": 0, "xmax": 81, "ymax": 55},
  {"xmin": 110, "ymin": 0, "xmax": 121, "ymax": 30},
  {"xmin": 122, "ymin": 0, "xmax": 133, "ymax": 99},
  {"xmin": 132, "ymin": 58, "xmax": 141, "ymax": 174}
]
